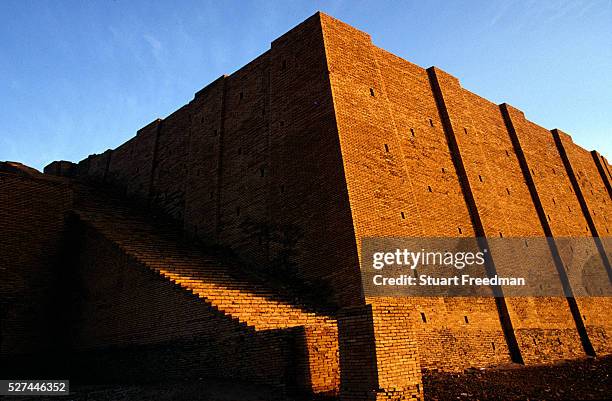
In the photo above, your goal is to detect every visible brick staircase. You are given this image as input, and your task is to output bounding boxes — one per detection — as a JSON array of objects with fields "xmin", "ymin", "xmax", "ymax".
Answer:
[{"xmin": 70, "ymin": 186, "xmax": 340, "ymax": 393}]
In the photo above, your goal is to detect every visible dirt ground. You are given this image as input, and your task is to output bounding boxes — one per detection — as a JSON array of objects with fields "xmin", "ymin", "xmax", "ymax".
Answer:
[
  {"xmin": 423, "ymin": 355, "xmax": 612, "ymax": 401},
  {"xmin": 3, "ymin": 378, "xmax": 293, "ymax": 401},
  {"xmin": 5, "ymin": 356, "xmax": 611, "ymax": 401}
]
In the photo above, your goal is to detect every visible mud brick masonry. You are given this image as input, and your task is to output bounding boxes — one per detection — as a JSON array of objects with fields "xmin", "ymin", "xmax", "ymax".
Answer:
[{"xmin": 2, "ymin": 12, "xmax": 611, "ymax": 401}]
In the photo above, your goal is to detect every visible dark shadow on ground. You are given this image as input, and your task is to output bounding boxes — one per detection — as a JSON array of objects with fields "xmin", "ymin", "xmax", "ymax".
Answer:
[
  {"xmin": 3, "ymin": 378, "xmax": 337, "ymax": 401},
  {"xmin": 423, "ymin": 355, "xmax": 612, "ymax": 400}
]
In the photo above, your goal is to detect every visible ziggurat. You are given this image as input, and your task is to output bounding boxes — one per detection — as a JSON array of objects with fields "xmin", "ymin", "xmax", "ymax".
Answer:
[{"xmin": 2, "ymin": 12, "xmax": 611, "ymax": 400}]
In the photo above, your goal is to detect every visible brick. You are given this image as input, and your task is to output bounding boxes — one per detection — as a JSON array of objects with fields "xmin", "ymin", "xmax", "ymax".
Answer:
[{"xmin": 4, "ymin": 11, "xmax": 608, "ymax": 400}]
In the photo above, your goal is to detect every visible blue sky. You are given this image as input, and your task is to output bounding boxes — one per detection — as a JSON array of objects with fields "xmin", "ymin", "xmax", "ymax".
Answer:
[{"xmin": 1, "ymin": 0, "xmax": 610, "ymax": 171}]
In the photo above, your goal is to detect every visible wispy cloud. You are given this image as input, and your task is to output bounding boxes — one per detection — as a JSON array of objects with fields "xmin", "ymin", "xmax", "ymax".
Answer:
[
  {"xmin": 143, "ymin": 33, "xmax": 163, "ymax": 58},
  {"xmin": 489, "ymin": 0, "xmax": 514, "ymax": 27}
]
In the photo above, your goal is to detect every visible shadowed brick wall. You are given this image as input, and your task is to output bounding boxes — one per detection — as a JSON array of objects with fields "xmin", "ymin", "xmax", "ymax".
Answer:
[
  {"xmin": 74, "ymin": 14, "xmax": 362, "ymax": 311},
  {"xmin": 0, "ymin": 172, "xmax": 73, "ymax": 375},
  {"xmin": 106, "ymin": 119, "xmax": 160, "ymax": 202},
  {"xmin": 67, "ymin": 223, "xmax": 300, "ymax": 389}
]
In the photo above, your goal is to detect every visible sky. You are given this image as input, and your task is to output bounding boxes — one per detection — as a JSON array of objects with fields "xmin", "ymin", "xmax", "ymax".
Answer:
[{"xmin": 1, "ymin": 0, "xmax": 610, "ymax": 171}]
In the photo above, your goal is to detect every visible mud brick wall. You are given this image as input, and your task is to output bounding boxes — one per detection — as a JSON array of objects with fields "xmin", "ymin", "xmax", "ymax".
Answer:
[
  {"xmin": 369, "ymin": 300, "xmax": 422, "ymax": 399},
  {"xmin": 0, "ymin": 173, "xmax": 73, "ymax": 370},
  {"xmin": 69, "ymin": 223, "xmax": 305, "ymax": 389},
  {"xmin": 148, "ymin": 105, "xmax": 191, "ymax": 220},
  {"xmin": 56, "ymin": 11, "xmax": 612, "ymax": 398},
  {"xmin": 389, "ymin": 297, "xmax": 512, "ymax": 371},
  {"xmin": 321, "ymin": 15, "xmax": 423, "ymax": 242},
  {"xmin": 85, "ymin": 149, "xmax": 112, "ymax": 182},
  {"xmin": 337, "ymin": 304, "xmax": 422, "ymax": 401},
  {"xmin": 321, "ymin": 12, "xmax": 610, "ymax": 368},
  {"xmin": 267, "ymin": 16, "xmax": 362, "ymax": 307},
  {"xmin": 320, "ymin": 15, "xmax": 429, "ymax": 395},
  {"xmin": 321, "ymin": 13, "xmax": 515, "ymax": 372},
  {"xmin": 106, "ymin": 119, "xmax": 160, "ymax": 202},
  {"xmin": 367, "ymin": 42, "xmax": 514, "ymax": 370},
  {"xmin": 591, "ymin": 151, "xmax": 612, "ymax": 198},
  {"xmin": 184, "ymin": 77, "xmax": 225, "ymax": 240},
  {"xmin": 213, "ymin": 53, "xmax": 271, "ymax": 265},
  {"xmin": 598, "ymin": 154, "xmax": 612, "ymax": 186},
  {"xmin": 554, "ymin": 130, "xmax": 612, "ymax": 240},
  {"xmin": 502, "ymin": 106, "xmax": 592, "ymax": 237},
  {"xmin": 298, "ymin": 324, "xmax": 340, "ymax": 395},
  {"xmin": 371, "ymin": 47, "xmax": 471, "ymax": 238},
  {"xmin": 105, "ymin": 138, "xmax": 137, "ymax": 193},
  {"xmin": 429, "ymin": 68, "xmax": 585, "ymax": 364},
  {"xmin": 43, "ymin": 160, "xmax": 76, "ymax": 177},
  {"xmin": 503, "ymin": 105, "xmax": 612, "ymax": 355},
  {"xmin": 74, "ymin": 14, "xmax": 362, "ymax": 309}
]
